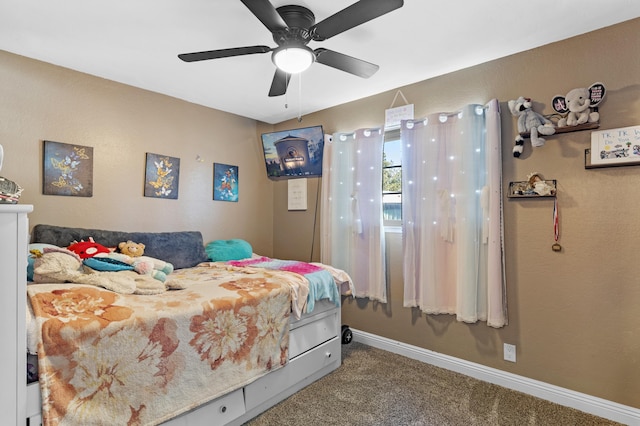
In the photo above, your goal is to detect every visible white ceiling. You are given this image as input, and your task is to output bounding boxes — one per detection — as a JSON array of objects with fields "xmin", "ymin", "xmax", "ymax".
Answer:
[{"xmin": 2, "ymin": 0, "xmax": 639, "ymax": 124}]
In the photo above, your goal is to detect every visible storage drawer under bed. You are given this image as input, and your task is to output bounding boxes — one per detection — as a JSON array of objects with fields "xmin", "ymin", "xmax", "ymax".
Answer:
[
  {"xmin": 289, "ymin": 308, "xmax": 339, "ymax": 358},
  {"xmin": 244, "ymin": 336, "xmax": 340, "ymax": 412},
  {"xmin": 163, "ymin": 388, "xmax": 245, "ymax": 425}
]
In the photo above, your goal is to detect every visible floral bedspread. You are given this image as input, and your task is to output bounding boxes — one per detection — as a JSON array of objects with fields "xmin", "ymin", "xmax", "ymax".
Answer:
[{"xmin": 27, "ymin": 264, "xmax": 298, "ymax": 426}]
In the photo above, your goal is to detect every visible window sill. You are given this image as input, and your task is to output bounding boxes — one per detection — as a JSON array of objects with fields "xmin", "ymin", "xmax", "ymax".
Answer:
[{"xmin": 384, "ymin": 225, "xmax": 402, "ymax": 234}]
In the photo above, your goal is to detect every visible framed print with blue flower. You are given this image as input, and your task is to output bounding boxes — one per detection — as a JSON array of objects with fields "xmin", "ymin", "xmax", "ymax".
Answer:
[
  {"xmin": 43, "ymin": 140, "xmax": 93, "ymax": 197},
  {"xmin": 144, "ymin": 153, "xmax": 180, "ymax": 199},
  {"xmin": 213, "ymin": 163, "xmax": 238, "ymax": 202}
]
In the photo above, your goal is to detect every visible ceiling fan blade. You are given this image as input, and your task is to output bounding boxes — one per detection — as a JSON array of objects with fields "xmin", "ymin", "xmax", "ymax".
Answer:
[
  {"xmin": 314, "ymin": 48, "xmax": 379, "ymax": 78},
  {"xmin": 311, "ymin": 0, "xmax": 404, "ymax": 41},
  {"xmin": 241, "ymin": 0, "xmax": 287, "ymax": 32},
  {"xmin": 178, "ymin": 45, "xmax": 271, "ymax": 62},
  {"xmin": 268, "ymin": 69, "xmax": 290, "ymax": 97}
]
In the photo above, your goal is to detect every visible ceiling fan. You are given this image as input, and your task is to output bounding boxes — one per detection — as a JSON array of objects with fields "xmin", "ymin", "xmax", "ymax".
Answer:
[{"xmin": 178, "ymin": 0, "xmax": 404, "ymax": 97}]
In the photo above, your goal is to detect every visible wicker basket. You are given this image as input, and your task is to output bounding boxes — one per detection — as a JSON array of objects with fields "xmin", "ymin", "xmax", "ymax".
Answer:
[{"xmin": 0, "ymin": 176, "xmax": 23, "ymax": 204}]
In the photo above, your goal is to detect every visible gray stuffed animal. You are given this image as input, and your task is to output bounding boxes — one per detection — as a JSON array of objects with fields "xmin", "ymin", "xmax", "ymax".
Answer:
[{"xmin": 508, "ymin": 97, "xmax": 556, "ymax": 158}]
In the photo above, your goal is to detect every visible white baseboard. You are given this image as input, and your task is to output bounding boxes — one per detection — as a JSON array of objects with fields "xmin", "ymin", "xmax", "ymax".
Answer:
[{"xmin": 352, "ymin": 329, "xmax": 640, "ymax": 425}]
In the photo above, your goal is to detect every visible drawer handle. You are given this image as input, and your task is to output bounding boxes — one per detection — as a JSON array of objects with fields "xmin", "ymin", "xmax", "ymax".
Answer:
[
  {"xmin": 325, "ymin": 351, "xmax": 332, "ymax": 358},
  {"xmin": 220, "ymin": 405, "xmax": 227, "ymax": 414}
]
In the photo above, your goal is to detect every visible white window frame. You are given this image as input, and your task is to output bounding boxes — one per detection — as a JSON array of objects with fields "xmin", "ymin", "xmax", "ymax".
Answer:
[{"xmin": 383, "ymin": 127, "xmax": 402, "ymax": 230}]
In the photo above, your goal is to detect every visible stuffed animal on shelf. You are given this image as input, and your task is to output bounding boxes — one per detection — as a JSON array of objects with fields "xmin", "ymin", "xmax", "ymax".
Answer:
[
  {"xmin": 508, "ymin": 96, "xmax": 556, "ymax": 158},
  {"xmin": 32, "ymin": 247, "xmax": 169, "ymax": 294},
  {"xmin": 527, "ymin": 172, "xmax": 555, "ymax": 196},
  {"xmin": 552, "ymin": 82, "xmax": 606, "ymax": 127}
]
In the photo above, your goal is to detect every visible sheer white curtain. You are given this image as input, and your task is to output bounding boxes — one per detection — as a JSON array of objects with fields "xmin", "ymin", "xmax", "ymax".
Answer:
[
  {"xmin": 402, "ymin": 100, "xmax": 506, "ymax": 327},
  {"xmin": 321, "ymin": 129, "xmax": 387, "ymax": 302}
]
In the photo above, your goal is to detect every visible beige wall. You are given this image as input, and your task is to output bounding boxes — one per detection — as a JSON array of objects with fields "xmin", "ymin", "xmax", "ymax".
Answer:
[
  {"xmin": 272, "ymin": 18, "xmax": 640, "ymax": 408},
  {"xmin": 0, "ymin": 51, "xmax": 274, "ymax": 255}
]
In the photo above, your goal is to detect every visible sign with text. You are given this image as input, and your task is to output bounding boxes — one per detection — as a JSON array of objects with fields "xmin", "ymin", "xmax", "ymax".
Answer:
[
  {"xmin": 385, "ymin": 104, "xmax": 414, "ymax": 128},
  {"xmin": 590, "ymin": 125, "xmax": 640, "ymax": 166}
]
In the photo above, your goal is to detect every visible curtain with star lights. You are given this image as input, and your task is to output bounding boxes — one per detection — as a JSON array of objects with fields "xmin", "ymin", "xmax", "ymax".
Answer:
[
  {"xmin": 401, "ymin": 99, "xmax": 506, "ymax": 327},
  {"xmin": 320, "ymin": 129, "xmax": 387, "ymax": 303}
]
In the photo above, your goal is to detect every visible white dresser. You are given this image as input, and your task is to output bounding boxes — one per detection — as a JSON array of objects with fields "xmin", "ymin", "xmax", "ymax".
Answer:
[{"xmin": 0, "ymin": 204, "xmax": 33, "ymax": 425}]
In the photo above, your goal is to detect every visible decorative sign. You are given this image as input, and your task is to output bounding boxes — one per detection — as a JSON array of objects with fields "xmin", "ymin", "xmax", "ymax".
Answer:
[
  {"xmin": 385, "ymin": 104, "xmax": 414, "ymax": 128},
  {"xmin": 590, "ymin": 125, "xmax": 640, "ymax": 166},
  {"xmin": 288, "ymin": 178, "xmax": 307, "ymax": 210}
]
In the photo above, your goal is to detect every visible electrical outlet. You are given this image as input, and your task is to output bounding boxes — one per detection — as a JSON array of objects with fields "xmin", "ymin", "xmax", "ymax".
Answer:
[{"xmin": 504, "ymin": 343, "xmax": 516, "ymax": 362}]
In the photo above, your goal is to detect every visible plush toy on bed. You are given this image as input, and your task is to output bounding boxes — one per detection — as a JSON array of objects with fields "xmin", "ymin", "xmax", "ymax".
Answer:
[
  {"xmin": 115, "ymin": 240, "xmax": 175, "ymax": 282},
  {"xmin": 67, "ymin": 238, "xmax": 174, "ymax": 283},
  {"xmin": 67, "ymin": 237, "xmax": 111, "ymax": 259},
  {"xmin": 508, "ymin": 96, "xmax": 556, "ymax": 158},
  {"xmin": 32, "ymin": 246, "xmax": 167, "ymax": 294}
]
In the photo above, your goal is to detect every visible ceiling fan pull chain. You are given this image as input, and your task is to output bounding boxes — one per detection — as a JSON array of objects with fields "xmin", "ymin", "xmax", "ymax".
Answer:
[
  {"xmin": 297, "ymin": 73, "xmax": 303, "ymax": 122},
  {"xmin": 285, "ymin": 73, "xmax": 290, "ymax": 109}
]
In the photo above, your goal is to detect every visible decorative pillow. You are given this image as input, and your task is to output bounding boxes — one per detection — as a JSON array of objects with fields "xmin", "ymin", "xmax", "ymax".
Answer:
[
  {"xmin": 27, "ymin": 243, "xmax": 58, "ymax": 281},
  {"xmin": 206, "ymin": 239, "xmax": 253, "ymax": 262}
]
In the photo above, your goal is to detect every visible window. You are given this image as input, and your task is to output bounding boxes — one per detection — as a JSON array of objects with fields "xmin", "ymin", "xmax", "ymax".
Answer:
[{"xmin": 383, "ymin": 127, "xmax": 402, "ymax": 225}]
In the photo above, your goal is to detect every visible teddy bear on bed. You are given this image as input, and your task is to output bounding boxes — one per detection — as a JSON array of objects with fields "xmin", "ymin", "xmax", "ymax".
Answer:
[
  {"xmin": 114, "ymin": 240, "xmax": 174, "ymax": 282},
  {"xmin": 508, "ymin": 96, "xmax": 556, "ymax": 158},
  {"xmin": 552, "ymin": 82, "xmax": 606, "ymax": 127}
]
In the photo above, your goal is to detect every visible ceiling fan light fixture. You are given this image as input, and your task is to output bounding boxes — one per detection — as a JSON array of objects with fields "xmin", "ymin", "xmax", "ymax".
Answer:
[{"xmin": 272, "ymin": 46, "xmax": 314, "ymax": 74}]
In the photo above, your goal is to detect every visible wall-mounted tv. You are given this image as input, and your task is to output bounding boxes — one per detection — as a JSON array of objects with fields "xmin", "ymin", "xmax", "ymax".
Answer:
[{"xmin": 261, "ymin": 125, "xmax": 325, "ymax": 180}]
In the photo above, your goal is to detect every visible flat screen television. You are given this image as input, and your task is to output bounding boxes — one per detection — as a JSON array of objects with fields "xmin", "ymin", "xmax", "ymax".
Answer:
[{"xmin": 261, "ymin": 125, "xmax": 325, "ymax": 180}]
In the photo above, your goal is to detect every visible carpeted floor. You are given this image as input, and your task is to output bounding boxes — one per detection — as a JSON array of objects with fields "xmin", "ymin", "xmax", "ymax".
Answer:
[{"xmin": 245, "ymin": 341, "xmax": 621, "ymax": 426}]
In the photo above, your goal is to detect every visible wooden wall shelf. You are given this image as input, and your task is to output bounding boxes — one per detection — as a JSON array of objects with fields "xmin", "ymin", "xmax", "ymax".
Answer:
[
  {"xmin": 508, "ymin": 179, "xmax": 557, "ymax": 198},
  {"xmin": 520, "ymin": 122, "xmax": 599, "ymax": 138}
]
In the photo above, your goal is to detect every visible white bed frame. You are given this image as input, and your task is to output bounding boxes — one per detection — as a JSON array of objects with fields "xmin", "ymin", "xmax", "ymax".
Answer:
[{"xmin": 0, "ymin": 206, "xmax": 342, "ymax": 426}]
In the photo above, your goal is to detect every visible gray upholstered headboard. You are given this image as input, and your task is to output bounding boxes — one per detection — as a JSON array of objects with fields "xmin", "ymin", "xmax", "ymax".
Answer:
[{"xmin": 31, "ymin": 224, "xmax": 209, "ymax": 269}]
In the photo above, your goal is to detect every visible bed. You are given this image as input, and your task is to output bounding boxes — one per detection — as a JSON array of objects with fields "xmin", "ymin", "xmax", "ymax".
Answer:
[{"xmin": 1, "ymin": 208, "xmax": 351, "ymax": 426}]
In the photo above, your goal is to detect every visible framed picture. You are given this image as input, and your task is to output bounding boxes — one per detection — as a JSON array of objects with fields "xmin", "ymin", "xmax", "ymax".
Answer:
[
  {"xmin": 144, "ymin": 153, "xmax": 180, "ymax": 199},
  {"xmin": 588, "ymin": 125, "xmax": 640, "ymax": 167},
  {"xmin": 213, "ymin": 163, "xmax": 238, "ymax": 202},
  {"xmin": 43, "ymin": 140, "xmax": 93, "ymax": 197}
]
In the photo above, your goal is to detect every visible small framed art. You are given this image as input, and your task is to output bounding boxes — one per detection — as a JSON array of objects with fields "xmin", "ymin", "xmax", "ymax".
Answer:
[
  {"xmin": 587, "ymin": 125, "xmax": 640, "ymax": 168},
  {"xmin": 144, "ymin": 153, "xmax": 180, "ymax": 199},
  {"xmin": 213, "ymin": 163, "xmax": 238, "ymax": 202},
  {"xmin": 43, "ymin": 140, "xmax": 93, "ymax": 197}
]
